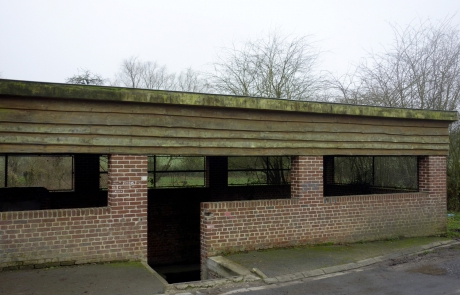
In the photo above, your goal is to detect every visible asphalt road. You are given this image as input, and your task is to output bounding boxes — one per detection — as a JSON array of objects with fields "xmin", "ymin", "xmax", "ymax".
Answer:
[{"xmin": 217, "ymin": 245, "xmax": 460, "ymax": 295}]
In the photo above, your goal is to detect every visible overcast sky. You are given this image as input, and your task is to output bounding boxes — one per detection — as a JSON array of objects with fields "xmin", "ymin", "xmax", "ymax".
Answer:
[{"xmin": 0, "ymin": 0, "xmax": 459, "ymax": 84}]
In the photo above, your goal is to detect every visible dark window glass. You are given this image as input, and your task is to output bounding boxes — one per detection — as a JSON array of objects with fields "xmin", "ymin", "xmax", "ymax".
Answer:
[
  {"xmin": 1, "ymin": 155, "xmax": 73, "ymax": 191},
  {"xmin": 228, "ymin": 156, "xmax": 290, "ymax": 185}
]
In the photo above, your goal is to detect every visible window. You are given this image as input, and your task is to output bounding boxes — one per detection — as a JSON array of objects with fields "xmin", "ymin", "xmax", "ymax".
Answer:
[
  {"xmin": 228, "ymin": 156, "xmax": 290, "ymax": 185},
  {"xmin": 98, "ymin": 155, "xmax": 291, "ymax": 188},
  {"xmin": 326, "ymin": 156, "xmax": 418, "ymax": 196},
  {"xmin": 0, "ymin": 154, "xmax": 74, "ymax": 191},
  {"xmin": 334, "ymin": 156, "xmax": 373, "ymax": 186},
  {"xmin": 99, "ymin": 155, "xmax": 108, "ymax": 190},
  {"xmin": 149, "ymin": 155, "xmax": 206, "ymax": 188},
  {"xmin": 98, "ymin": 155, "xmax": 206, "ymax": 189},
  {"xmin": 373, "ymin": 157, "xmax": 418, "ymax": 190}
]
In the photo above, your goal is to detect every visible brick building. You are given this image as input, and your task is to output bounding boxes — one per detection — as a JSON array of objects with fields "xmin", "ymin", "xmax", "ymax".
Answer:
[{"xmin": 0, "ymin": 79, "xmax": 457, "ymax": 279}]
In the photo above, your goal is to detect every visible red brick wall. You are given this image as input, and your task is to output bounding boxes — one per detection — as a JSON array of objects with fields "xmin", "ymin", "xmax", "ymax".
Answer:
[
  {"xmin": 200, "ymin": 156, "xmax": 447, "ymax": 279},
  {"xmin": 149, "ymin": 185, "xmax": 289, "ymax": 266},
  {"xmin": 291, "ymin": 156, "xmax": 323, "ymax": 201},
  {"xmin": 0, "ymin": 154, "xmax": 148, "ymax": 270},
  {"xmin": 418, "ymin": 155, "xmax": 447, "ymax": 228}
]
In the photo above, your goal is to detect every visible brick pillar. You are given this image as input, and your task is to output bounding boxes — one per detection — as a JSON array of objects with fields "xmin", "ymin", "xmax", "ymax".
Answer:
[
  {"xmin": 418, "ymin": 156, "xmax": 447, "ymax": 196},
  {"xmin": 200, "ymin": 203, "xmax": 212, "ymax": 280},
  {"xmin": 418, "ymin": 156, "xmax": 447, "ymax": 230},
  {"xmin": 290, "ymin": 156, "xmax": 323, "ymax": 203},
  {"xmin": 108, "ymin": 155, "xmax": 148, "ymax": 261}
]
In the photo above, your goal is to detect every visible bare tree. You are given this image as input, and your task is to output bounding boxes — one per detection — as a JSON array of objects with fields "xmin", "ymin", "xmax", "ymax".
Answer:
[
  {"xmin": 209, "ymin": 31, "xmax": 325, "ymax": 100},
  {"xmin": 66, "ymin": 69, "xmax": 106, "ymax": 85},
  {"xmin": 113, "ymin": 56, "xmax": 208, "ymax": 92},
  {"xmin": 113, "ymin": 56, "xmax": 144, "ymax": 88},
  {"xmin": 448, "ymin": 122, "xmax": 460, "ymax": 211},
  {"xmin": 140, "ymin": 61, "xmax": 176, "ymax": 90},
  {"xmin": 329, "ymin": 17, "xmax": 460, "ymax": 209},
  {"xmin": 176, "ymin": 67, "xmax": 209, "ymax": 92},
  {"xmin": 330, "ymin": 17, "xmax": 460, "ymax": 111}
]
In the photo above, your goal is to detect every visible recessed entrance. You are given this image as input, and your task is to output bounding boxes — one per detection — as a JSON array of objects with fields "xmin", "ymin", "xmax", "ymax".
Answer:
[{"xmin": 153, "ymin": 263, "xmax": 201, "ymax": 284}]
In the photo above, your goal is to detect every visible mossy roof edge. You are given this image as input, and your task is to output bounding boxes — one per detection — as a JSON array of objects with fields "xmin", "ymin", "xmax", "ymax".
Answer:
[{"xmin": 0, "ymin": 79, "xmax": 458, "ymax": 121}]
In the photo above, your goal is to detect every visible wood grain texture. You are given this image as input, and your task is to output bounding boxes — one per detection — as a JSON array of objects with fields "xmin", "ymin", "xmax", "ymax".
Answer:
[
  {"xmin": 0, "ymin": 144, "xmax": 448, "ymax": 156},
  {"xmin": 0, "ymin": 96, "xmax": 453, "ymax": 155}
]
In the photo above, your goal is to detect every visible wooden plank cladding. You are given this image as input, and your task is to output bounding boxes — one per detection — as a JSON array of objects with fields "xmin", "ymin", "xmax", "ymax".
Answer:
[
  {"xmin": 0, "ymin": 79, "xmax": 457, "ymax": 155},
  {"xmin": 0, "ymin": 79, "xmax": 457, "ymax": 121},
  {"xmin": 0, "ymin": 144, "xmax": 450, "ymax": 156}
]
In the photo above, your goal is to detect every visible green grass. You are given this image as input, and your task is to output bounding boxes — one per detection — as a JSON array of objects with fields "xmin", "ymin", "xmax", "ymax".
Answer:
[
  {"xmin": 152, "ymin": 176, "xmax": 204, "ymax": 188},
  {"xmin": 447, "ymin": 212, "xmax": 460, "ymax": 239},
  {"xmin": 150, "ymin": 175, "xmax": 273, "ymax": 187}
]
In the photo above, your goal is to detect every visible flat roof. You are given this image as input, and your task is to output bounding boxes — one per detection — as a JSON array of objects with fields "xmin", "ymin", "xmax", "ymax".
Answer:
[{"xmin": 0, "ymin": 79, "xmax": 458, "ymax": 122}]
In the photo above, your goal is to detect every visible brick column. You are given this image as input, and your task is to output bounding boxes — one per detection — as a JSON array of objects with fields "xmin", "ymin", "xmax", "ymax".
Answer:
[
  {"xmin": 108, "ymin": 155, "xmax": 148, "ymax": 261},
  {"xmin": 291, "ymin": 156, "xmax": 324, "ymax": 203},
  {"xmin": 418, "ymin": 156, "xmax": 447, "ymax": 196},
  {"xmin": 418, "ymin": 156, "xmax": 447, "ymax": 230},
  {"xmin": 200, "ymin": 203, "xmax": 213, "ymax": 280}
]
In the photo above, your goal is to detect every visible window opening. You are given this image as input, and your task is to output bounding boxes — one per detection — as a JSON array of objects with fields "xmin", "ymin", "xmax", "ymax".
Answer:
[
  {"xmin": 0, "ymin": 154, "xmax": 74, "ymax": 191},
  {"xmin": 228, "ymin": 156, "xmax": 290, "ymax": 185},
  {"xmin": 148, "ymin": 155, "xmax": 206, "ymax": 188},
  {"xmin": 326, "ymin": 156, "xmax": 417, "ymax": 196},
  {"xmin": 99, "ymin": 155, "xmax": 108, "ymax": 190},
  {"xmin": 99, "ymin": 155, "xmax": 206, "ymax": 189}
]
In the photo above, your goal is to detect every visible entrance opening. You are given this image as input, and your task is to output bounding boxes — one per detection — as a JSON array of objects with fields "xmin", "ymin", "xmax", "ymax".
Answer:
[
  {"xmin": 147, "ymin": 155, "xmax": 291, "ymax": 283},
  {"xmin": 153, "ymin": 263, "xmax": 201, "ymax": 284}
]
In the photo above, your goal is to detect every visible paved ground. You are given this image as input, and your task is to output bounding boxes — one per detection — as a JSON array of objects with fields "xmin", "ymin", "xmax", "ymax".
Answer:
[
  {"xmin": 0, "ymin": 237, "xmax": 456, "ymax": 295},
  {"xmin": 225, "ymin": 236, "xmax": 451, "ymax": 277},
  {"xmin": 0, "ymin": 261, "xmax": 165, "ymax": 295},
  {"xmin": 162, "ymin": 236, "xmax": 457, "ymax": 294},
  {"xmin": 214, "ymin": 244, "xmax": 460, "ymax": 295}
]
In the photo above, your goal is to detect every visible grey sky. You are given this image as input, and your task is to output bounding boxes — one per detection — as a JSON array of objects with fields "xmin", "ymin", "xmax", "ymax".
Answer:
[{"xmin": 0, "ymin": 0, "xmax": 459, "ymax": 84}]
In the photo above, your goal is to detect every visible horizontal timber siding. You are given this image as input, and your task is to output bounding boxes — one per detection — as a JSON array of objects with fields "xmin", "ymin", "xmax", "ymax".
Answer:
[{"xmin": 0, "ymin": 96, "xmax": 452, "ymax": 155}]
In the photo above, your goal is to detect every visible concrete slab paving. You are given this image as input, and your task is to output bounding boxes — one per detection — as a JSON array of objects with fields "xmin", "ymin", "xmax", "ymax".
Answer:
[
  {"xmin": 1, "ymin": 237, "xmax": 456, "ymax": 295},
  {"xmin": 225, "ymin": 236, "xmax": 450, "ymax": 278},
  {"xmin": 0, "ymin": 261, "xmax": 165, "ymax": 295}
]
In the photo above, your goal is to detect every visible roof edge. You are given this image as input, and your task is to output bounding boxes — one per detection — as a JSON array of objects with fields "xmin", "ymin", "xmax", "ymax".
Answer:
[{"xmin": 0, "ymin": 79, "xmax": 458, "ymax": 122}]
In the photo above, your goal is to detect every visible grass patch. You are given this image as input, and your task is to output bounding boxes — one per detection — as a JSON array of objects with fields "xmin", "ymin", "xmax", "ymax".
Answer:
[
  {"xmin": 381, "ymin": 235, "xmax": 405, "ymax": 242},
  {"xmin": 312, "ymin": 242, "xmax": 335, "ymax": 247},
  {"xmin": 447, "ymin": 212, "xmax": 460, "ymax": 239}
]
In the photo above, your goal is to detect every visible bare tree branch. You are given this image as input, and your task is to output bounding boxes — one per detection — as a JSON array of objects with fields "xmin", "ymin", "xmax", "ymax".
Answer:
[
  {"xmin": 66, "ymin": 68, "xmax": 106, "ymax": 85},
  {"xmin": 330, "ymin": 17, "xmax": 460, "ymax": 111},
  {"xmin": 176, "ymin": 67, "xmax": 209, "ymax": 92},
  {"xmin": 209, "ymin": 31, "xmax": 325, "ymax": 100},
  {"xmin": 113, "ymin": 56, "xmax": 209, "ymax": 92},
  {"xmin": 328, "ymin": 17, "xmax": 460, "ymax": 210}
]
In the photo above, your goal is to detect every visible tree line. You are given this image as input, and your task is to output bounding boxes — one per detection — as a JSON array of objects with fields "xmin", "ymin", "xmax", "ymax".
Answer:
[
  {"xmin": 66, "ymin": 17, "xmax": 460, "ymax": 210},
  {"xmin": 67, "ymin": 18, "xmax": 460, "ymax": 110}
]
